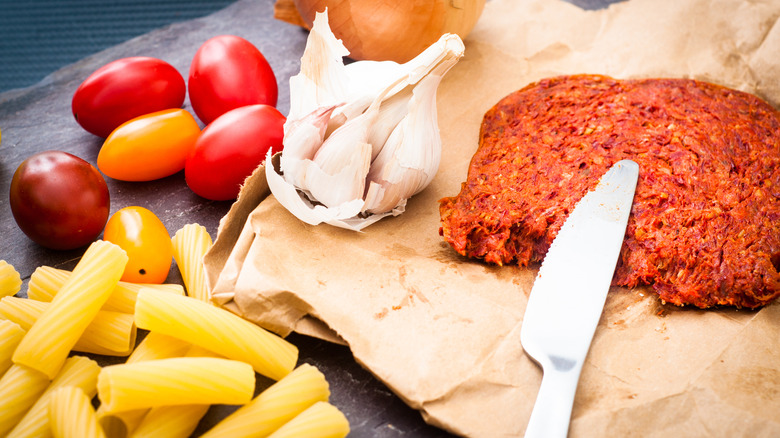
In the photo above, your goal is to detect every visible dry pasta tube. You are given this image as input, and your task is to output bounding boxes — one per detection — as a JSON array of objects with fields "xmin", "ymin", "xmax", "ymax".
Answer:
[
  {"xmin": 98, "ymin": 409, "xmax": 147, "ymax": 438},
  {"xmin": 171, "ymin": 223, "xmax": 212, "ymax": 302},
  {"xmin": 128, "ymin": 404, "xmax": 210, "ymax": 438},
  {"xmin": 97, "ymin": 357, "xmax": 255, "ymax": 413},
  {"xmin": 124, "ymin": 344, "xmax": 221, "ymax": 438},
  {"xmin": 200, "ymin": 363, "xmax": 330, "ymax": 438},
  {"xmin": 126, "ymin": 332, "xmax": 192, "ymax": 364},
  {"xmin": 28, "ymin": 266, "xmax": 184, "ymax": 314},
  {"xmin": 134, "ymin": 290, "xmax": 297, "ymax": 380},
  {"xmin": 13, "ymin": 240, "xmax": 128, "ymax": 378},
  {"xmin": 8, "ymin": 355, "xmax": 101, "ymax": 438},
  {"xmin": 0, "ymin": 364, "xmax": 50, "ymax": 436},
  {"xmin": 0, "ymin": 260, "xmax": 22, "ymax": 298},
  {"xmin": 49, "ymin": 386, "xmax": 106, "ymax": 438},
  {"xmin": 266, "ymin": 402, "xmax": 350, "ymax": 438},
  {"xmin": 0, "ymin": 319, "xmax": 25, "ymax": 376},
  {"xmin": 0, "ymin": 297, "xmax": 137, "ymax": 356},
  {"xmin": 96, "ymin": 332, "xmax": 193, "ymax": 437}
]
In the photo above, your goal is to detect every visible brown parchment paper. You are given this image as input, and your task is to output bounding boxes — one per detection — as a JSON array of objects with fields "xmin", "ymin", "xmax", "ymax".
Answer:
[{"xmin": 204, "ymin": 0, "xmax": 780, "ymax": 436}]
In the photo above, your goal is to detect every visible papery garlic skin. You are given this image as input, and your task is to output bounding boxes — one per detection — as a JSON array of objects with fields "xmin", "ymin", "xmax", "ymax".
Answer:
[
  {"xmin": 268, "ymin": 8, "xmax": 465, "ymax": 231},
  {"xmin": 287, "ymin": 11, "xmax": 350, "ymax": 123}
]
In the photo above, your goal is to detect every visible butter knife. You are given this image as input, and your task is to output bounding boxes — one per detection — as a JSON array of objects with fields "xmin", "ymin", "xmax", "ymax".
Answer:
[{"xmin": 520, "ymin": 159, "xmax": 639, "ymax": 437}]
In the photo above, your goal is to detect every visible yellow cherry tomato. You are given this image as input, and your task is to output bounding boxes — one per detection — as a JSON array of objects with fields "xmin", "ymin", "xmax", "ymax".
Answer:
[
  {"xmin": 97, "ymin": 108, "xmax": 201, "ymax": 181},
  {"xmin": 103, "ymin": 206, "xmax": 173, "ymax": 283}
]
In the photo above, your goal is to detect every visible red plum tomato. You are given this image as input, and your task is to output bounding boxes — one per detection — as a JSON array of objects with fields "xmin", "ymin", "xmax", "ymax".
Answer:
[
  {"xmin": 103, "ymin": 206, "xmax": 173, "ymax": 284},
  {"xmin": 9, "ymin": 151, "xmax": 110, "ymax": 250},
  {"xmin": 185, "ymin": 104, "xmax": 285, "ymax": 201},
  {"xmin": 72, "ymin": 56, "xmax": 186, "ymax": 138},
  {"xmin": 188, "ymin": 35, "xmax": 278, "ymax": 125},
  {"xmin": 98, "ymin": 108, "xmax": 201, "ymax": 181}
]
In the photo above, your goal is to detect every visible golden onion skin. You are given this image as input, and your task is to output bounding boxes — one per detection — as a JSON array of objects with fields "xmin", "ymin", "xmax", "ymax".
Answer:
[{"xmin": 292, "ymin": 0, "xmax": 485, "ymax": 63}]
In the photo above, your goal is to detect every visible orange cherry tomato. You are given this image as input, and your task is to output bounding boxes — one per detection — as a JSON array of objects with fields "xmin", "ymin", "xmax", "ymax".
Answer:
[
  {"xmin": 97, "ymin": 108, "xmax": 201, "ymax": 181},
  {"xmin": 103, "ymin": 206, "xmax": 173, "ymax": 283}
]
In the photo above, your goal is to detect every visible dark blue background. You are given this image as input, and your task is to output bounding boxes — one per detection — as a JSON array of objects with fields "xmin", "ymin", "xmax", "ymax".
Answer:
[{"xmin": 0, "ymin": 0, "xmax": 235, "ymax": 93}]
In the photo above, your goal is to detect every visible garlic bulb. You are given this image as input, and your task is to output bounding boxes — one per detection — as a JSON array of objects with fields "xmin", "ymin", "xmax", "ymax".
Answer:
[{"xmin": 267, "ymin": 9, "xmax": 465, "ymax": 231}]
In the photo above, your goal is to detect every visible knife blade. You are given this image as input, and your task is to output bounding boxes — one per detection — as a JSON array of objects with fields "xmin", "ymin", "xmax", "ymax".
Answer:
[{"xmin": 520, "ymin": 159, "xmax": 639, "ymax": 437}]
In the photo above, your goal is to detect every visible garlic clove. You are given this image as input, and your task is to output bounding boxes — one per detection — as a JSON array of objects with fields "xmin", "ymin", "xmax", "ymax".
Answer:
[
  {"xmin": 266, "ymin": 151, "xmax": 366, "ymax": 226},
  {"xmin": 303, "ymin": 83, "xmax": 390, "ymax": 207},
  {"xmin": 363, "ymin": 40, "xmax": 464, "ymax": 215},
  {"xmin": 334, "ymin": 35, "xmax": 463, "ymax": 125},
  {"xmin": 367, "ymin": 86, "xmax": 413, "ymax": 160},
  {"xmin": 280, "ymin": 105, "xmax": 338, "ymax": 188},
  {"xmin": 304, "ymin": 140, "xmax": 372, "ymax": 209}
]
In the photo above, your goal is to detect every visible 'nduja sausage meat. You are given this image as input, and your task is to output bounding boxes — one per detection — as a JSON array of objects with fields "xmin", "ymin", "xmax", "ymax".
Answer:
[{"xmin": 439, "ymin": 74, "xmax": 780, "ymax": 309}]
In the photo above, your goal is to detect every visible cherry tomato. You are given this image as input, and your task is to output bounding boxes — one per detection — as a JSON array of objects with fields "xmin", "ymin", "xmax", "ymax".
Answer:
[
  {"xmin": 72, "ymin": 57, "xmax": 186, "ymax": 138},
  {"xmin": 185, "ymin": 104, "xmax": 285, "ymax": 201},
  {"xmin": 10, "ymin": 151, "xmax": 110, "ymax": 250},
  {"xmin": 97, "ymin": 108, "xmax": 201, "ymax": 181},
  {"xmin": 188, "ymin": 35, "xmax": 278, "ymax": 125},
  {"xmin": 103, "ymin": 206, "xmax": 173, "ymax": 283}
]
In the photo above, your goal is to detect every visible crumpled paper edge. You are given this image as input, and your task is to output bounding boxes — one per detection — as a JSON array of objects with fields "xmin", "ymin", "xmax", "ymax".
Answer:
[{"xmin": 204, "ymin": 158, "xmax": 348, "ymax": 345}]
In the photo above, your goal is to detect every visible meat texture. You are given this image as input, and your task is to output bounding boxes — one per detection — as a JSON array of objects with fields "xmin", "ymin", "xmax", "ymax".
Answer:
[{"xmin": 439, "ymin": 74, "xmax": 780, "ymax": 308}]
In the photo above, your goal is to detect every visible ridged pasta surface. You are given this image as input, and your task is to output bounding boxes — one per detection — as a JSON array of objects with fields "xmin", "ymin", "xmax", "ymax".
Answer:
[
  {"xmin": 201, "ymin": 363, "xmax": 330, "ymax": 437},
  {"xmin": 171, "ymin": 224, "xmax": 212, "ymax": 302},
  {"xmin": 97, "ymin": 357, "xmax": 255, "ymax": 412},
  {"xmin": 13, "ymin": 240, "xmax": 127, "ymax": 378},
  {"xmin": 134, "ymin": 291, "xmax": 297, "ymax": 380},
  {"xmin": 8, "ymin": 356, "xmax": 100, "ymax": 438},
  {"xmin": 0, "ymin": 364, "xmax": 50, "ymax": 436},
  {"xmin": 49, "ymin": 386, "xmax": 106, "ymax": 438}
]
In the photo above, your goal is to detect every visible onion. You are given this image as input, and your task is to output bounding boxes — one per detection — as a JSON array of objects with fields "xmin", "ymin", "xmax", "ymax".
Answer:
[{"xmin": 287, "ymin": 0, "xmax": 485, "ymax": 63}]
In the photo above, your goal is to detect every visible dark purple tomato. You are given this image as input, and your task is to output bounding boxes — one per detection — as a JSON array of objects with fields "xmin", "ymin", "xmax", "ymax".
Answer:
[{"xmin": 9, "ymin": 151, "xmax": 110, "ymax": 250}]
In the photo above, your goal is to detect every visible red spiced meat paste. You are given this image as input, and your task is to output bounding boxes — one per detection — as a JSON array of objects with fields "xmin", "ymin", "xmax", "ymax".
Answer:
[{"xmin": 439, "ymin": 74, "xmax": 780, "ymax": 308}]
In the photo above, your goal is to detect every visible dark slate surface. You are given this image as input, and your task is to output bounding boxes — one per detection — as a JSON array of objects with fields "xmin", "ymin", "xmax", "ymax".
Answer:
[{"xmin": 0, "ymin": 0, "xmax": 621, "ymax": 436}]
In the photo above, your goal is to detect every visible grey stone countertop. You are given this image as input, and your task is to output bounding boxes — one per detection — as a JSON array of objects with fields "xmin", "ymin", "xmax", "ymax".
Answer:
[{"xmin": 0, "ymin": 0, "xmax": 621, "ymax": 436}]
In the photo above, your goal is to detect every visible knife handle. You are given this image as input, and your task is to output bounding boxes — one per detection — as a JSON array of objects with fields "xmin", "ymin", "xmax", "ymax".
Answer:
[{"xmin": 523, "ymin": 363, "xmax": 582, "ymax": 438}]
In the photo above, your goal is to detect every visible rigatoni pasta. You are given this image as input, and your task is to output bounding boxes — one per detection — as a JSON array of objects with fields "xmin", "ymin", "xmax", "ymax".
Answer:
[
  {"xmin": 1, "ymin": 228, "xmax": 350, "ymax": 436},
  {"xmin": 97, "ymin": 357, "xmax": 255, "ymax": 413},
  {"xmin": 125, "ymin": 332, "xmax": 191, "ymax": 364},
  {"xmin": 0, "ymin": 364, "xmax": 50, "ymax": 436},
  {"xmin": 13, "ymin": 240, "xmax": 128, "ymax": 378},
  {"xmin": 134, "ymin": 290, "xmax": 297, "ymax": 380},
  {"xmin": 28, "ymin": 266, "xmax": 185, "ymax": 314},
  {"xmin": 1, "ymin": 297, "xmax": 137, "ymax": 356},
  {"xmin": 8, "ymin": 355, "xmax": 101, "ymax": 438},
  {"xmin": 0, "ymin": 260, "xmax": 22, "ymax": 298},
  {"xmin": 0, "ymin": 319, "xmax": 25, "ymax": 376},
  {"xmin": 49, "ymin": 386, "xmax": 106, "ymax": 438},
  {"xmin": 123, "ymin": 344, "xmax": 220, "ymax": 438},
  {"xmin": 96, "ymin": 332, "xmax": 193, "ymax": 437},
  {"xmin": 128, "ymin": 404, "xmax": 210, "ymax": 438},
  {"xmin": 200, "ymin": 363, "xmax": 330, "ymax": 438},
  {"xmin": 97, "ymin": 408, "xmax": 147, "ymax": 438},
  {"xmin": 266, "ymin": 402, "xmax": 350, "ymax": 438},
  {"xmin": 171, "ymin": 224, "xmax": 212, "ymax": 302}
]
